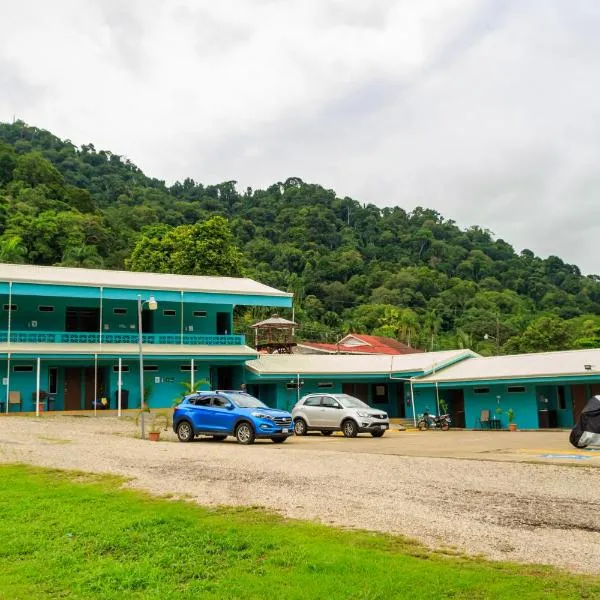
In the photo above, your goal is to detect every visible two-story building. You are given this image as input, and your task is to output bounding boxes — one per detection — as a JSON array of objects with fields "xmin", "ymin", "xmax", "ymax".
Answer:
[{"xmin": 0, "ymin": 264, "xmax": 292, "ymax": 413}]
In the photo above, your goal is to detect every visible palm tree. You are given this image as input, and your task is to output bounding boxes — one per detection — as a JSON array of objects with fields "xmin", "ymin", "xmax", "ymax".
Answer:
[{"xmin": 423, "ymin": 310, "xmax": 442, "ymax": 351}]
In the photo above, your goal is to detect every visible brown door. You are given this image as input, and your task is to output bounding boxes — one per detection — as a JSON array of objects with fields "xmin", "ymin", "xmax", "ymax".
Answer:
[
  {"xmin": 64, "ymin": 368, "xmax": 82, "ymax": 411},
  {"xmin": 448, "ymin": 389, "xmax": 465, "ymax": 428},
  {"xmin": 572, "ymin": 385, "xmax": 588, "ymax": 422},
  {"xmin": 83, "ymin": 367, "xmax": 104, "ymax": 409}
]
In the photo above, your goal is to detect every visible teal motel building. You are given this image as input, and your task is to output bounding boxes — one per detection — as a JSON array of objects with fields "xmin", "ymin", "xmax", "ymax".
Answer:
[
  {"xmin": 412, "ymin": 349, "xmax": 600, "ymax": 430},
  {"xmin": 245, "ymin": 348, "xmax": 600, "ymax": 429},
  {"xmin": 244, "ymin": 350, "xmax": 476, "ymax": 417},
  {"xmin": 1, "ymin": 263, "xmax": 599, "ymax": 430},
  {"xmin": 0, "ymin": 264, "xmax": 291, "ymax": 413}
]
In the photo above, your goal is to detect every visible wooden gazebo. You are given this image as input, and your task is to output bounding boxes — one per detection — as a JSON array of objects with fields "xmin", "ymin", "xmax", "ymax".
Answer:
[{"xmin": 250, "ymin": 315, "xmax": 297, "ymax": 354}]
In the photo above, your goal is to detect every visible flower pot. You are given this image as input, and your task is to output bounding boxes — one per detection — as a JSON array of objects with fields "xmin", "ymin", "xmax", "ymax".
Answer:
[
  {"xmin": 148, "ymin": 431, "xmax": 160, "ymax": 442},
  {"xmin": 508, "ymin": 423, "xmax": 517, "ymax": 432}
]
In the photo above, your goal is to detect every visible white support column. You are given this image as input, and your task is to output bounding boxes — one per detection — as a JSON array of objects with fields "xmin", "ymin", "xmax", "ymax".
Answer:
[
  {"xmin": 180, "ymin": 291, "xmax": 184, "ymax": 345},
  {"xmin": 99, "ymin": 287, "xmax": 104, "ymax": 344},
  {"xmin": 7, "ymin": 281, "xmax": 12, "ymax": 345},
  {"xmin": 35, "ymin": 357, "xmax": 41, "ymax": 417},
  {"xmin": 410, "ymin": 378, "xmax": 416, "ymax": 427},
  {"xmin": 435, "ymin": 381, "xmax": 440, "ymax": 417},
  {"xmin": 117, "ymin": 358, "xmax": 122, "ymax": 417},
  {"xmin": 93, "ymin": 354, "xmax": 98, "ymax": 417},
  {"xmin": 190, "ymin": 358, "xmax": 195, "ymax": 391},
  {"xmin": 5, "ymin": 353, "xmax": 10, "ymax": 414}
]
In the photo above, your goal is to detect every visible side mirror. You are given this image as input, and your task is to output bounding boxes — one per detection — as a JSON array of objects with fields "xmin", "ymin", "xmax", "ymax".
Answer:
[{"xmin": 226, "ymin": 403, "xmax": 234, "ymax": 410}]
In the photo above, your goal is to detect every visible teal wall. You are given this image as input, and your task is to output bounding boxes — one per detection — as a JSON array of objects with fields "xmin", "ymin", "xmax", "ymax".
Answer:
[
  {"xmin": 0, "ymin": 295, "xmax": 233, "ymax": 336},
  {"xmin": 412, "ymin": 380, "xmax": 593, "ymax": 429},
  {"xmin": 0, "ymin": 359, "xmax": 245, "ymax": 412},
  {"xmin": 245, "ymin": 377, "xmax": 403, "ymax": 415}
]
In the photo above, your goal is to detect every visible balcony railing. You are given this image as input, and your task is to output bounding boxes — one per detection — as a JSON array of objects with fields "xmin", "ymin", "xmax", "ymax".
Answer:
[{"xmin": 0, "ymin": 330, "xmax": 245, "ymax": 346}]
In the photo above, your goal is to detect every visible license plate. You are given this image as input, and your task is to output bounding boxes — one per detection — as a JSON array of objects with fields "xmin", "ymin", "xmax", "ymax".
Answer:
[
  {"xmin": 379, "ymin": 425, "xmax": 387, "ymax": 430},
  {"xmin": 282, "ymin": 429, "xmax": 289, "ymax": 434}
]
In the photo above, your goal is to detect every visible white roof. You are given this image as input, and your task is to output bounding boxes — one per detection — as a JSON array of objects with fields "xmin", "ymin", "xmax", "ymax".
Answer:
[
  {"xmin": 246, "ymin": 349, "xmax": 474, "ymax": 376},
  {"xmin": 0, "ymin": 263, "xmax": 292, "ymax": 298},
  {"xmin": 0, "ymin": 343, "xmax": 257, "ymax": 357},
  {"xmin": 417, "ymin": 348, "xmax": 600, "ymax": 383}
]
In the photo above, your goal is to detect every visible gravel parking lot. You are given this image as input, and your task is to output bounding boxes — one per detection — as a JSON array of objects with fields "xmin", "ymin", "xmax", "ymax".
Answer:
[{"xmin": 1, "ymin": 415, "xmax": 599, "ymax": 574}]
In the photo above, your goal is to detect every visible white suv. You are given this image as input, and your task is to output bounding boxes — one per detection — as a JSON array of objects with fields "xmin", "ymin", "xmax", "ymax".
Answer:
[{"xmin": 292, "ymin": 393, "xmax": 389, "ymax": 438}]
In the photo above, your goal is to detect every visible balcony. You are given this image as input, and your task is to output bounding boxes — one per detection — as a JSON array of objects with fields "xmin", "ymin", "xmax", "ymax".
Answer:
[{"xmin": 0, "ymin": 331, "xmax": 245, "ymax": 346}]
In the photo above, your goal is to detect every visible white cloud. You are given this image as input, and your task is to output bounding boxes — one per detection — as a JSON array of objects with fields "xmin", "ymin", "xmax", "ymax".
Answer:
[{"xmin": 1, "ymin": 0, "xmax": 599, "ymax": 273}]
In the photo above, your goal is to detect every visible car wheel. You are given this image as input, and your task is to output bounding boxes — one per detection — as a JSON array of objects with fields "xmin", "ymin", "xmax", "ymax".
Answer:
[
  {"xmin": 176, "ymin": 421, "xmax": 194, "ymax": 442},
  {"xmin": 270, "ymin": 436, "xmax": 287, "ymax": 443},
  {"xmin": 211, "ymin": 435, "xmax": 227, "ymax": 441},
  {"xmin": 294, "ymin": 418, "xmax": 307, "ymax": 436},
  {"xmin": 321, "ymin": 430, "xmax": 333, "ymax": 436},
  {"xmin": 371, "ymin": 430, "xmax": 385, "ymax": 438},
  {"xmin": 342, "ymin": 419, "xmax": 358, "ymax": 438},
  {"xmin": 235, "ymin": 422, "xmax": 255, "ymax": 445}
]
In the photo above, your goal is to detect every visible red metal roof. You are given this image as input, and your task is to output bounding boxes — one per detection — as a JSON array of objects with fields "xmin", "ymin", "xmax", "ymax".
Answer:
[{"xmin": 298, "ymin": 335, "xmax": 423, "ymax": 355}]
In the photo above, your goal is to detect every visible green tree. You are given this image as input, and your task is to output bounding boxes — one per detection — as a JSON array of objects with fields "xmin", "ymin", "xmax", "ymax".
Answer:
[
  {"xmin": 505, "ymin": 316, "xmax": 572, "ymax": 353},
  {"xmin": 126, "ymin": 216, "xmax": 244, "ymax": 277}
]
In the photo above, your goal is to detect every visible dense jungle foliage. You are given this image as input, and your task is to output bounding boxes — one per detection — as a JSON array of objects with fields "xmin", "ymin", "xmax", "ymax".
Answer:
[{"xmin": 1, "ymin": 121, "xmax": 599, "ymax": 354}]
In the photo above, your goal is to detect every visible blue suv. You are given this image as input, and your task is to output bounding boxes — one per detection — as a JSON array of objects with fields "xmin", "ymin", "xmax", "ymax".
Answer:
[{"xmin": 173, "ymin": 390, "xmax": 293, "ymax": 445}]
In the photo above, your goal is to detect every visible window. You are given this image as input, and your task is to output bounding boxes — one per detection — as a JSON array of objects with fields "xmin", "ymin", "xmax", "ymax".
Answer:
[
  {"xmin": 193, "ymin": 310, "xmax": 207, "ymax": 318},
  {"xmin": 112, "ymin": 365, "xmax": 130, "ymax": 373},
  {"xmin": 286, "ymin": 383, "xmax": 300, "ymax": 390},
  {"xmin": 180, "ymin": 365, "xmax": 199, "ymax": 372},
  {"xmin": 321, "ymin": 396, "xmax": 341, "ymax": 408},
  {"xmin": 303, "ymin": 396, "xmax": 322, "ymax": 407},
  {"xmin": 507, "ymin": 385, "xmax": 526, "ymax": 393},
  {"xmin": 190, "ymin": 395, "xmax": 211, "ymax": 407},
  {"xmin": 212, "ymin": 397, "xmax": 230, "ymax": 408},
  {"xmin": 48, "ymin": 367, "xmax": 58, "ymax": 394},
  {"xmin": 143, "ymin": 365, "xmax": 159, "ymax": 372},
  {"xmin": 3, "ymin": 304, "xmax": 17, "ymax": 311},
  {"xmin": 38, "ymin": 305, "xmax": 55, "ymax": 313},
  {"xmin": 317, "ymin": 382, "xmax": 333, "ymax": 388},
  {"xmin": 113, "ymin": 308, "xmax": 127, "ymax": 315},
  {"xmin": 557, "ymin": 386, "xmax": 566, "ymax": 410},
  {"xmin": 163, "ymin": 309, "xmax": 176, "ymax": 317},
  {"xmin": 13, "ymin": 365, "xmax": 33, "ymax": 372},
  {"xmin": 473, "ymin": 387, "xmax": 490, "ymax": 395}
]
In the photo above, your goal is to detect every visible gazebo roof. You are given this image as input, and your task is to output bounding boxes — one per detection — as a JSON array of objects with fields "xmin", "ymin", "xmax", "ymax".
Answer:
[{"xmin": 250, "ymin": 315, "xmax": 297, "ymax": 329}]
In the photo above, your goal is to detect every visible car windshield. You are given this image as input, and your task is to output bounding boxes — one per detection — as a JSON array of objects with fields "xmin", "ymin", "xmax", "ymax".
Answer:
[
  {"xmin": 227, "ymin": 392, "xmax": 267, "ymax": 408},
  {"xmin": 336, "ymin": 394, "xmax": 369, "ymax": 409}
]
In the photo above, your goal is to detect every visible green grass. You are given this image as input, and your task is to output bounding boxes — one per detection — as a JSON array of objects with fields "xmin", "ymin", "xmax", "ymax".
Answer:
[{"xmin": 0, "ymin": 465, "xmax": 597, "ymax": 599}]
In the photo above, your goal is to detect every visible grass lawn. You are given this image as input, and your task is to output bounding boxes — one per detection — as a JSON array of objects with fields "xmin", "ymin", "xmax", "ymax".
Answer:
[{"xmin": 0, "ymin": 465, "xmax": 597, "ymax": 599}]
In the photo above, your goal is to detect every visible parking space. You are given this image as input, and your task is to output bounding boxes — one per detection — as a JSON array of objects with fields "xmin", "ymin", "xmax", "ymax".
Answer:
[{"xmin": 290, "ymin": 428, "xmax": 600, "ymax": 466}]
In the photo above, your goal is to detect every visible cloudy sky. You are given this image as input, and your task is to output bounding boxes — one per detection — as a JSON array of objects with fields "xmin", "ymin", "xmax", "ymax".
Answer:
[{"xmin": 1, "ymin": 0, "xmax": 599, "ymax": 274}]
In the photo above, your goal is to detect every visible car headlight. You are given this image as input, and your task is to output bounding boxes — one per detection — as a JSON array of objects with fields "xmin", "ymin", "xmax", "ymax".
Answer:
[
  {"xmin": 356, "ymin": 411, "xmax": 372, "ymax": 418},
  {"xmin": 251, "ymin": 412, "xmax": 274, "ymax": 420}
]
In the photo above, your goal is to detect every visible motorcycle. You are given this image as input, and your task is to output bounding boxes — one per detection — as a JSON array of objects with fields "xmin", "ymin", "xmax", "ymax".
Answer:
[{"xmin": 417, "ymin": 410, "xmax": 451, "ymax": 431}]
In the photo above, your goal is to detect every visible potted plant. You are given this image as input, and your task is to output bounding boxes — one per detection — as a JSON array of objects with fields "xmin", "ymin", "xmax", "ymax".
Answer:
[
  {"xmin": 496, "ymin": 407, "xmax": 517, "ymax": 431},
  {"xmin": 136, "ymin": 410, "xmax": 170, "ymax": 441},
  {"xmin": 506, "ymin": 408, "xmax": 517, "ymax": 431},
  {"xmin": 148, "ymin": 428, "xmax": 161, "ymax": 442}
]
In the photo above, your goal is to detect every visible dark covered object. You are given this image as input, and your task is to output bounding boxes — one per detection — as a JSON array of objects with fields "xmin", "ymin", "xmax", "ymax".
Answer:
[{"xmin": 570, "ymin": 395, "xmax": 600, "ymax": 448}]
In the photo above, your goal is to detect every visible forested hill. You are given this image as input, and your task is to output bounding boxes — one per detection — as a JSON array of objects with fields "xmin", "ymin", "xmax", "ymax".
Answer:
[{"xmin": 1, "ymin": 121, "xmax": 599, "ymax": 354}]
